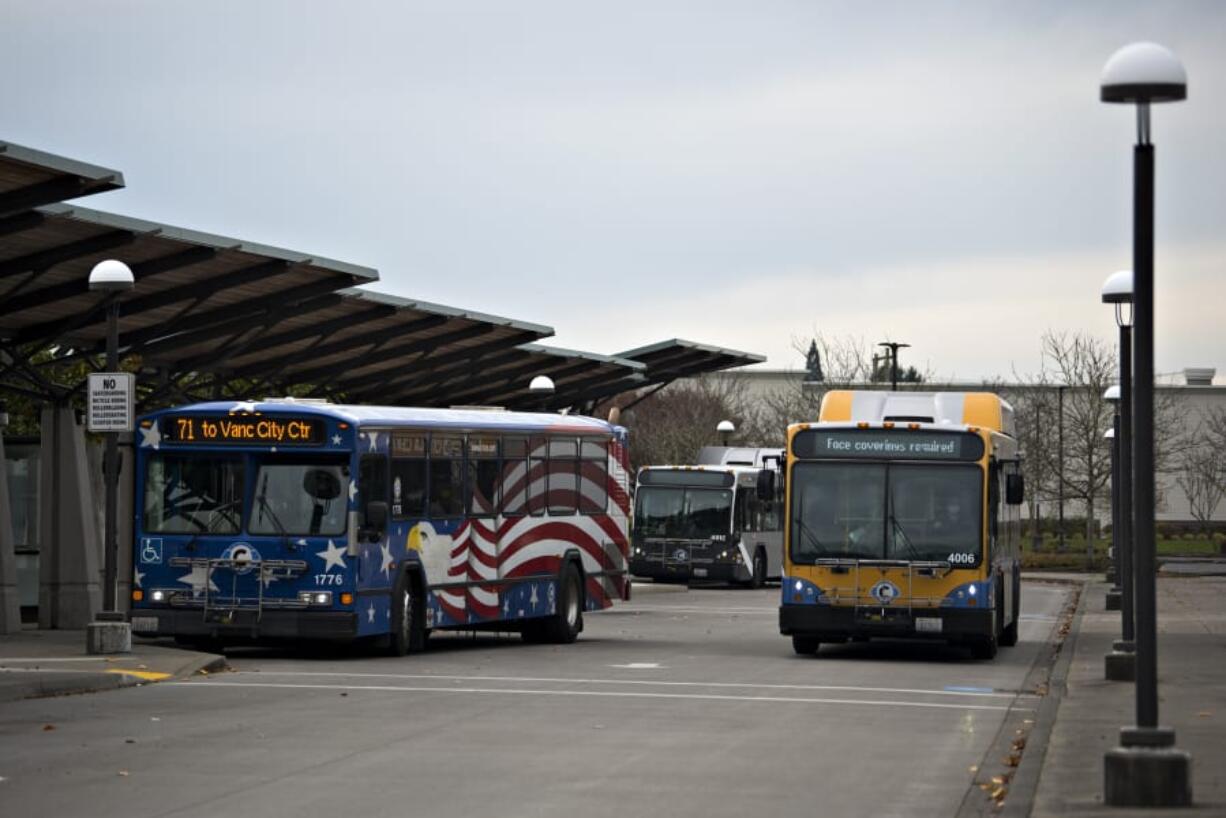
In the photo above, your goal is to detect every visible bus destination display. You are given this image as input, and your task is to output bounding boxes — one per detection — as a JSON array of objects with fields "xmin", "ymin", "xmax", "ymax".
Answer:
[
  {"xmin": 163, "ymin": 415, "xmax": 324, "ymax": 446},
  {"xmin": 792, "ymin": 429, "xmax": 984, "ymax": 461}
]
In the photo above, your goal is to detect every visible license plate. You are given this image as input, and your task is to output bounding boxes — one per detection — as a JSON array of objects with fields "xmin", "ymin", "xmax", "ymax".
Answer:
[
  {"xmin": 915, "ymin": 616, "xmax": 943, "ymax": 633},
  {"xmin": 693, "ymin": 568, "xmax": 708, "ymax": 577},
  {"xmin": 130, "ymin": 616, "xmax": 159, "ymax": 633}
]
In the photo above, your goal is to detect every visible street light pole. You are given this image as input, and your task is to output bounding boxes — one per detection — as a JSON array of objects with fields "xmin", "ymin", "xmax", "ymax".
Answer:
[
  {"xmin": 1102, "ymin": 272, "xmax": 1136, "ymax": 683},
  {"xmin": 86, "ymin": 259, "xmax": 134, "ymax": 656},
  {"xmin": 876, "ymin": 341, "xmax": 910, "ymax": 391},
  {"xmin": 1057, "ymin": 385, "xmax": 1066, "ymax": 551},
  {"xmin": 1100, "ymin": 41, "xmax": 1191, "ymax": 807}
]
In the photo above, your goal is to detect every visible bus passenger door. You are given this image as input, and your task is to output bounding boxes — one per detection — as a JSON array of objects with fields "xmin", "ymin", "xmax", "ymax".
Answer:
[{"xmin": 356, "ymin": 451, "xmax": 391, "ymax": 634}]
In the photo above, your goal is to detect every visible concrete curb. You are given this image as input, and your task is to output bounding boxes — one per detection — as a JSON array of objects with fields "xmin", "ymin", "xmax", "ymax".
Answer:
[
  {"xmin": 1000, "ymin": 578, "xmax": 1089, "ymax": 817},
  {"xmin": 0, "ymin": 651, "xmax": 228, "ymax": 704}
]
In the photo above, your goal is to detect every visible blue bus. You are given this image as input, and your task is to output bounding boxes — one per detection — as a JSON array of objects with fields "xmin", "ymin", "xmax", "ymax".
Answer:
[{"xmin": 128, "ymin": 399, "xmax": 631, "ymax": 653}]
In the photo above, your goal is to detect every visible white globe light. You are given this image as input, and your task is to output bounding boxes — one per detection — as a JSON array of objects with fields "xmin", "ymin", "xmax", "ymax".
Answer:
[
  {"xmin": 528, "ymin": 375, "xmax": 555, "ymax": 393},
  {"xmin": 716, "ymin": 420, "xmax": 735, "ymax": 433},
  {"xmin": 89, "ymin": 259, "xmax": 134, "ymax": 292},
  {"xmin": 1101, "ymin": 270, "xmax": 1133, "ymax": 304},
  {"xmin": 1101, "ymin": 42, "xmax": 1187, "ymax": 104}
]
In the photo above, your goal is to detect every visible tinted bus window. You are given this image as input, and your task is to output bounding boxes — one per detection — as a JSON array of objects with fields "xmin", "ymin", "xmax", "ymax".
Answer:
[
  {"xmin": 528, "ymin": 436, "xmax": 548, "ymax": 516},
  {"xmin": 391, "ymin": 434, "xmax": 427, "ymax": 518},
  {"xmin": 548, "ymin": 437, "xmax": 578, "ymax": 515},
  {"xmin": 579, "ymin": 439, "xmax": 608, "ymax": 514},
  {"xmin": 502, "ymin": 436, "xmax": 529, "ymax": 516},
  {"xmin": 467, "ymin": 435, "xmax": 500, "ymax": 516},
  {"xmin": 358, "ymin": 454, "xmax": 389, "ymax": 529},
  {"xmin": 429, "ymin": 436, "xmax": 464, "ymax": 518}
]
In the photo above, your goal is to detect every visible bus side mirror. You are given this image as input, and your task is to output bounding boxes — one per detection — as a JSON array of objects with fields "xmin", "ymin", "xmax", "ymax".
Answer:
[
  {"xmin": 756, "ymin": 470, "xmax": 776, "ymax": 502},
  {"xmin": 364, "ymin": 501, "xmax": 388, "ymax": 540},
  {"xmin": 1006, "ymin": 474, "xmax": 1025, "ymax": 505}
]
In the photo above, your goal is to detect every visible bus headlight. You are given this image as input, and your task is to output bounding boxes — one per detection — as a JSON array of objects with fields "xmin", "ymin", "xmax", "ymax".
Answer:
[
  {"xmin": 150, "ymin": 589, "xmax": 169, "ymax": 603},
  {"xmin": 299, "ymin": 591, "xmax": 333, "ymax": 606}
]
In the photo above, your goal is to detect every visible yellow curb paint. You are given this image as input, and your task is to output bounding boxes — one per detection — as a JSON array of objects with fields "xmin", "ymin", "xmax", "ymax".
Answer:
[{"xmin": 106, "ymin": 669, "xmax": 172, "ymax": 682}]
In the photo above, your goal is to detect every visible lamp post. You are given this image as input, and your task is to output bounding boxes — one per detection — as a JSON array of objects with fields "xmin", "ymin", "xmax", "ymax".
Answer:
[
  {"xmin": 876, "ymin": 341, "xmax": 910, "ymax": 391},
  {"xmin": 1057, "ymin": 384, "xmax": 1066, "ymax": 551},
  {"xmin": 86, "ymin": 259, "xmax": 134, "ymax": 655},
  {"xmin": 1103, "ymin": 421, "xmax": 1122, "ymax": 609},
  {"xmin": 1100, "ymin": 42, "xmax": 1191, "ymax": 807},
  {"xmin": 716, "ymin": 420, "xmax": 735, "ymax": 447}
]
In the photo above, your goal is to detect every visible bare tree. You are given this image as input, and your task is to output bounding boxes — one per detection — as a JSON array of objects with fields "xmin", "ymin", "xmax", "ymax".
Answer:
[
  {"xmin": 1035, "ymin": 331, "xmax": 1117, "ymax": 558},
  {"xmin": 1176, "ymin": 408, "xmax": 1226, "ymax": 538},
  {"xmin": 610, "ymin": 374, "xmax": 761, "ymax": 473}
]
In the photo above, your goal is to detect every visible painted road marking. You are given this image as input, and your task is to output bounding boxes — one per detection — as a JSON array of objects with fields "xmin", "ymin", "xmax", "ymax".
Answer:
[
  {"xmin": 211, "ymin": 670, "xmax": 1037, "ymax": 700},
  {"xmin": 609, "ymin": 663, "xmax": 663, "ymax": 669},
  {"xmin": 169, "ymin": 680, "xmax": 1025, "ymax": 712}
]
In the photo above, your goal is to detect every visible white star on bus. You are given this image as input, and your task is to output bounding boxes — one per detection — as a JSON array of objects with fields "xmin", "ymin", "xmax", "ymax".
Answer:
[{"xmin": 316, "ymin": 540, "xmax": 346, "ymax": 573}]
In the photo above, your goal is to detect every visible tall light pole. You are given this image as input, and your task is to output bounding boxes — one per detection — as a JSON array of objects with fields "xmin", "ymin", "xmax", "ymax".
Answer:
[
  {"xmin": 876, "ymin": 341, "xmax": 910, "ymax": 391},
  {"xmin": 716, "ymin": 420, "xmax": 735, "ymax": 447},
  {"xmin": 1100, "ymin": 42, "xmax": 1191, "ymax": 807},
  {"xmin": 1103, "ymin": 272, "xmax": 1136, "ymax": 684},
  {"xmin": 86, "ymin": 259, "xmax": 134, "ymax": 655},
  {"xmin": 1057, "ymin": 384, "xmax": 1066, "ymax": 551},
  {"xmin": 1103, "ymin": 421, "xmax": 1121, "ymax": 608}
]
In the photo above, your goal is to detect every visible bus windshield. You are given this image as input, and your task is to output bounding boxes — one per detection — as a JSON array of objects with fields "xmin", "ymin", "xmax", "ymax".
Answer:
[
  {"xmin": 250, "ymin": 456, "xmax": 350, "ymax": 537},
  {"xmin": 789, "ymin": 462, "xmax": 981, "ymax": 564},
  {"xmin": 143, "ymin": 454, "xmax": 244, "ymax": 534},
  {"xmin": 634, "ymin": 486, "xmax": 733, "ymax": 540}
]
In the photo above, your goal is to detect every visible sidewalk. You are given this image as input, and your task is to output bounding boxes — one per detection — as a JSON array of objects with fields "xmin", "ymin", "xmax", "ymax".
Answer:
[
  {"xmin": 1028, "ymin": 571, "xmax": 1226, "ymax": 816},
  {"xmin": 0, "ymin": 628, "xmax": 225, "ymax": 703}
]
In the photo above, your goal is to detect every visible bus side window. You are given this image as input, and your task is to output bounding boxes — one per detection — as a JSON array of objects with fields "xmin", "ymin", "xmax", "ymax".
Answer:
[
  {"xmin": 358, "ymin": 453, "xmax": 389, "ymax": 529},
  {"xmin": 579, "ymin": 439, "xmax": 608, "ymax": 514},
  {"xmin": 988, "ymin": 462, "xmax": 1001, "ymax": 545},
  {"xmin": 467, "ymin": 435, "xmax": 500, "ymax": 517},
  {"xmin": 429, "ymin": 436, "xmax": 465, "ymax": 518},
  {"xmin": 527, "ymin": 436, "xmax": 548, "ymax": 516},
  {"xmin": 548, "ymin": 437, "xmax": 578, "ymax": 515},
  {"xmin": 502, "ymin": 437, "xmax": 529, "ymax": 516},
  {"xmin": 390, "ymin": 433, "xmax": 426, "ymax": 518}
]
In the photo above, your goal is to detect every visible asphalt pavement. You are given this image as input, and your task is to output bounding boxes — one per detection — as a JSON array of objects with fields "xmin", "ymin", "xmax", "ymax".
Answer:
[{"xmin": 0, "ymin": 569, "xmax": 1222, "ymax": 816}]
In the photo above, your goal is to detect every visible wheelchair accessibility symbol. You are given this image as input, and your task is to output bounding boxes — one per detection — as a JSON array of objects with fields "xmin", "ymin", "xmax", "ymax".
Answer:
[{"xmin": 140, "ymin": 538, "xmax": 163, "ymax": 564}]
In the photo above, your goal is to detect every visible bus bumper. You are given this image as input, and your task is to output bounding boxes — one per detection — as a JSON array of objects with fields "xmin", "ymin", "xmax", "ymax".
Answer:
[
  {"xmin": 630, "ymin": 559, "xmax": 751, "ymax": 583},
  {"xmin": 779, "ymin": 604, "xmax": 993, "ymax": 641},
  {"xmin": 129, "ymin": 608, "xmax": 358, "ymax": 642}
]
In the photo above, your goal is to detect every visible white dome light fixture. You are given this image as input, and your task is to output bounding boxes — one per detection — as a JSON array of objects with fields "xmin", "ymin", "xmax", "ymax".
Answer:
[
  {"xmin": 1101, "ymin": 42, "xmax": 1187, "ymax": 105},
  {"xmin": 88, "ymin": 259, "xmax": 134, "ymax": 292}
]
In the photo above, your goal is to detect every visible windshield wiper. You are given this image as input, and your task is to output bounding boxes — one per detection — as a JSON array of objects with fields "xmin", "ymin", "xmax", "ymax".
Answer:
[
  {"xmin": 792, "ymin": 515, "xmax": 830, "ymax": 558},
  {"xmin": 255, "ymin": 472, "xmax": 288, "ymax": 537},
  {"xmin": 888, "ymin": 496, "xmax": 923, "ymax": 562}
]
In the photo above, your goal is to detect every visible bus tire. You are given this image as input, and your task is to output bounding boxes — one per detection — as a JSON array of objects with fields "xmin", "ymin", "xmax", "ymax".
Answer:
[
  {"xmin": 388, "ymin": 571, "xmax": 425, "ymax": 657},
  {"xmin": 751, "ymin": 549, "xmax": 767, "ymax": 589},
  {"xmin": 1000, "ymin": 573, "xmax": 1020, "ymax": 647},
  {"xmin": 792, "ymin": 635, "xmax": 821, "ymax": 655},
  {"xmin": 524, "ymin": 561, "xmax": 583, "ymax": 644}
]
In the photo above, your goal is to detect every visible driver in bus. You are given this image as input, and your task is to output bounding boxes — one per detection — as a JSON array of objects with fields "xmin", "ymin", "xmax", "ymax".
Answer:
[{"xmin": 932, "ymin": 495, "xmax": 968, "ymax": 539}]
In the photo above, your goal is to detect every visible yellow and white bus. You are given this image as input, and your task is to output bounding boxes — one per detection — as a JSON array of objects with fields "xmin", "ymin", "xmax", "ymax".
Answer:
[{"xmin": 777, "ymin": 391, "xmax": 1024, "ymax": 659}]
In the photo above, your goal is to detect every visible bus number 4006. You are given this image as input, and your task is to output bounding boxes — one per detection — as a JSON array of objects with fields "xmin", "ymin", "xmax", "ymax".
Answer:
[
  {"xmin": 947, "ymin": 553, "xmax": 976, "ymax": 565},
  {"xmin": 314, "ymin": 574, "xmax": 344, "ymax": 586}
]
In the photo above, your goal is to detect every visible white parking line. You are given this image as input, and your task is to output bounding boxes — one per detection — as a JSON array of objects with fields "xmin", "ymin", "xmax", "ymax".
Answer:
[
  {"xmin": 214, "ymin": 670, "xmax": 1035, "ymax": 700},
  {"xmin": 169, "ymin": 680, "xmax": 1023, "ymax": 711},
  {"xmin": 619, "ymin": 605, "xmax": 777, "ymax": 615}
]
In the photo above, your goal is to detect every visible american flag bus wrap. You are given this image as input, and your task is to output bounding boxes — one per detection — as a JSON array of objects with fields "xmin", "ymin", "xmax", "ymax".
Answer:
[{"xmin": 128, "ymin": 399, "xmax": 631, "ymax": 654}]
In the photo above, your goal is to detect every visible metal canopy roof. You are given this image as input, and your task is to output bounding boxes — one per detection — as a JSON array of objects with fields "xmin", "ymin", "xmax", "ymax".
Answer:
[
  {"xmin": 353, "ymin": 343, "xmax": 647, "ymax": 411},
  {"xmin": 0, "ymin": 204, "xmax": 378, "ymax": 365},
  {"xmin": 176, "ymin": 288, "xmax": 555, "ymax": 402},
  {"xmin": 617, "ymin": 338, "xmax": 766, "ymax": 383},
  {"xmin": 0, "ymin": 140, "xmax": 124, "ymax": 219}
]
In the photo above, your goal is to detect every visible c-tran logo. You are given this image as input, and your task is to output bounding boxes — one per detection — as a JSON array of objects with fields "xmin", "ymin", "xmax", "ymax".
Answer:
[{"xmin": 870, "ymin": 580, "xmax": 900, "ymax": 605}]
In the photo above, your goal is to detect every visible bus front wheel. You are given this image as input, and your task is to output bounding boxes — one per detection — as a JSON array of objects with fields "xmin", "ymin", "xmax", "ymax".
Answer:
[
  {"xmin": 388, "ymin": 571, "xmax": 425, "ymax": 657},
  {"xmin": 792, "ymin": 635, "xmax": 821, "ymax": 656},
  {"xmin": 750, "ymin": 550, "xmax": 767, "ymax": 589}
]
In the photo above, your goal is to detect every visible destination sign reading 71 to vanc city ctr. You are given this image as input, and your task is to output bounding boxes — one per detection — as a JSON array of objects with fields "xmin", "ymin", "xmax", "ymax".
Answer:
[
  {"xmin": 162, "ymin": 415, "xmax": 325, "ymax": 446},
  {"xmin": 791, "ymin": 428, "xmax": 985, "ymax": 461}
]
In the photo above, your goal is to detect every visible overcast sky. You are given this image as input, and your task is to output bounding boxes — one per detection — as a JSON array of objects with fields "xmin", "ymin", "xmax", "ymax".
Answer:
[{"xmin": 5, "ymin": 1, "xmax": 1224, "ymax": 382}]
